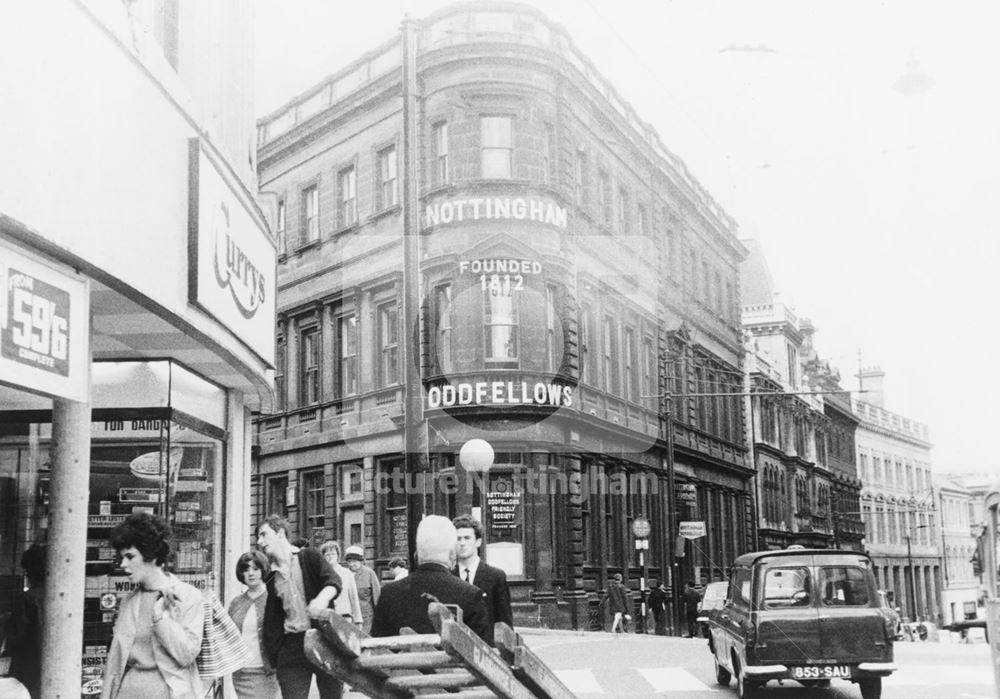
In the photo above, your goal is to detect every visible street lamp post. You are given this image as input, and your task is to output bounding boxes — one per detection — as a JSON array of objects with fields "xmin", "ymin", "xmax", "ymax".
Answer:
[
  {"xmin": 905, "ymin": 523, "xmax": 931, "ymax": 621},
  {"xmin": 905, "ymin": 531, "xmax": 916, "ymax": 620}
]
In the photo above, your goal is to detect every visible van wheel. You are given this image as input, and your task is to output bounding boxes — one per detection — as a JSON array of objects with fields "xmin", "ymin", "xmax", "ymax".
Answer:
[
  {"xmin": 858, "ymin": 678, "xmax": 882, "ymax": 699},
  {"xmin": 714, "ymin": 657, "xmax": 731, "ymax": 685}
]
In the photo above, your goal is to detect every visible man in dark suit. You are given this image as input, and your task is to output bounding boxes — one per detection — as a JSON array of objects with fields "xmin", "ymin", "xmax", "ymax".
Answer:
[
  {"xmin": 648, "ymin": 578, "xmax": 668, "ymax": 636},
  {"xmin": 452, "ymin": 514, "xmax": 513, "ymax": 644},
  {"xmin": 370, "ymin": 515, "xmax": 489, "ymax": 641}
]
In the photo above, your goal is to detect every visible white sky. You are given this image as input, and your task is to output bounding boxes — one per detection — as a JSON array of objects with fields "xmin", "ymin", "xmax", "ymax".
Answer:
[{"xmin": 256, "ymin": 0, "xmax": 1000, "ymax": 476}]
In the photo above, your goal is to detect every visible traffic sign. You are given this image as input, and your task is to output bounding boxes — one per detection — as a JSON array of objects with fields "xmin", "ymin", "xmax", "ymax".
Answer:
[{"xmin": 632, "ymin": 517, "xmax": 651, "ymax": 538}]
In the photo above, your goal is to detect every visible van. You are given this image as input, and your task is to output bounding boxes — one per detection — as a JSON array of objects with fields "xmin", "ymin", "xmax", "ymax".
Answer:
[{"xmin": 708, "ymin": 549, "xmax": 896, "ymax": 699}]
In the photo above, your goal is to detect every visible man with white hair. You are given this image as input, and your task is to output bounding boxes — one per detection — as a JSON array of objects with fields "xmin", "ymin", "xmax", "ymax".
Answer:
[{"xmin": 370, "ymin": 515, "xmax": 489, "ymax": 640}]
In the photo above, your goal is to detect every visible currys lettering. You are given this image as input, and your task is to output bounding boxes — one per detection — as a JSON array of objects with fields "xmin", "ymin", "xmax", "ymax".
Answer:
[{"xmin": 212, "ymin": 202, "xmax": 267, "ymax": 318}]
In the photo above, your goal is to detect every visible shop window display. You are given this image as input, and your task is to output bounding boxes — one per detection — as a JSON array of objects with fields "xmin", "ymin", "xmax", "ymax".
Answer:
[{"xmin": 0, "ymin": 417, "xmax": 222, "ymax": 696}]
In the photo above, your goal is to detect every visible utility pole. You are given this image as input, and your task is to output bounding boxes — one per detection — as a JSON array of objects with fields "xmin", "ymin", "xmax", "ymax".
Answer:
[{"xmin": 400, "ymin": 14, "xmax": 424, "ymax": 566}]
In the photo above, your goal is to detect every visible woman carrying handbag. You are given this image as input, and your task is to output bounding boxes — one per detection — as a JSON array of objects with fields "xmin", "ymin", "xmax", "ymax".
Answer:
[{"xmin": 101, "ymin": 513, "xmax": 204, "ymax": 699}]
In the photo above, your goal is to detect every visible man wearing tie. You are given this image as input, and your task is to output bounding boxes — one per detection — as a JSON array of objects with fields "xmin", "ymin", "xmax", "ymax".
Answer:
[{"xmin": 452, "ymin": 514, "xmax": 513, "ymax": 645}]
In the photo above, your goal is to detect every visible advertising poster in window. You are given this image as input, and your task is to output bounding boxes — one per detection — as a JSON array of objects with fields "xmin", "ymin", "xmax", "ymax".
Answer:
[{"xmin": 485, "ymin": 472, "xmax": 524, "ymax": 576}]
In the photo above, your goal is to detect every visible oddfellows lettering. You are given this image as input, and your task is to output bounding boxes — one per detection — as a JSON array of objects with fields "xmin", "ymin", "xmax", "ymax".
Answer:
[{"xmin": 427, "ymin": 381, "xmax": 572, "ymax": 409}]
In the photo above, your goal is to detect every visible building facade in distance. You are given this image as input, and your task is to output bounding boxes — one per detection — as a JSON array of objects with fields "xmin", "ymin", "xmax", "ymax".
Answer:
[
  {"xmin": 853, "ymin": 368, "xmax": 939, "ymax": 622},
  {"xmin": 741, "ymin": 242, "xmax": 859, "ymax": 550},
  {"xmin": 935, "ymin": 474, "xmax": 982, "ymax": 627},
  {"xmin": 255, "ymin": 1, "xmax": 750, "ymax": 631}
]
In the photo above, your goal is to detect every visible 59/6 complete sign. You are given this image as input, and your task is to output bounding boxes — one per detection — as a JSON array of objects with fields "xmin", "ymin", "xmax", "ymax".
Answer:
[
  {"xmin": 0, "ymin": 240, "xmax": 88, "ymax": 401},
  {"xmin": 3, "ymin": 269, "xmax": 70, "ymax": 374}
]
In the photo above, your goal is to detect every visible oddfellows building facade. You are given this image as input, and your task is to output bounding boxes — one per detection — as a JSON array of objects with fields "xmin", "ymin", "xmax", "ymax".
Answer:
[{"xmin": 255, "ymin": 1, "xmax": 750, "ymax": 631}]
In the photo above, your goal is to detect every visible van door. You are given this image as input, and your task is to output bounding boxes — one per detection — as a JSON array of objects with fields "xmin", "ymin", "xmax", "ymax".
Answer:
[
  {"xmin": 714, "ymin": 566, "xmax": 752, "ymax": 670},
  {"xmin": 754, "ymin": 563, "xmax": 822, "ymax": 663},
  {"xmin": 817, "ymin": 564, "xmax": 888, "ymax": 662}
]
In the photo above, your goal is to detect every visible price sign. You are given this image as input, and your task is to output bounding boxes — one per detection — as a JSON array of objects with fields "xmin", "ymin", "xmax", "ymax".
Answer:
[
  {"xmin": 3, "ymin": 268, "xmax": 70, "ymax": 374},
  {"xmin": 0, "ymin": 240, "xmax": 88, "ymax": 401}
]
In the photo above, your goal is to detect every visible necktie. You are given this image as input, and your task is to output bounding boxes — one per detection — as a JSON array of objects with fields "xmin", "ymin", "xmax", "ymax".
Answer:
[{"xmin": 463, "ymin": 568, "xmax": 470, "ymax": 582}]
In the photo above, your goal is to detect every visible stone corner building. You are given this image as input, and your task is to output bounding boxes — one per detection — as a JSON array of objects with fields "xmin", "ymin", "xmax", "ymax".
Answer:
[
  {"xmin": 740, "ymin": 240, "xmax": 864, "ymax": 552},
  {"xmin": 254, "ymin": 1, "xmax": 750, "ymax": 631}
]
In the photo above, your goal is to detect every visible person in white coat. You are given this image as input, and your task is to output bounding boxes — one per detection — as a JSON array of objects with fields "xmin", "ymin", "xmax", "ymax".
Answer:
[
  {"xmin": 320, "ymin": 541, "xmax": 363, "ymax": 627},
  {"xmin": 101, "ymin": 513, "xmax": 203, "ymax": 699}
]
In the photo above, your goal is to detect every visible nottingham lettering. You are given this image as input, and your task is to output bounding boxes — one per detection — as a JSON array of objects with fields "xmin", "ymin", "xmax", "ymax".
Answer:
[{"xmin": 424, "ymin": 197, "xmax": 568, "ymax": 229}]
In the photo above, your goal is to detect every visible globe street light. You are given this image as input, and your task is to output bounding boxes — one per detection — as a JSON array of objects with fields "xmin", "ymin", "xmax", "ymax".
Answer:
[{"xmin": 459, "ymin": 438, "xmax": 495, "ymax": 473}]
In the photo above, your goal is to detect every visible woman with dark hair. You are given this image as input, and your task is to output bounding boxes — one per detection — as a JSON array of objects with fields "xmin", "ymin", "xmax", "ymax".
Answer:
[
  {"xmin": 228, "ymin": 550, "xmax": 278, "ymax": 699},
  {"xmin": 101, "ymin": 512, "xmax": 204, "ymax": 699}
]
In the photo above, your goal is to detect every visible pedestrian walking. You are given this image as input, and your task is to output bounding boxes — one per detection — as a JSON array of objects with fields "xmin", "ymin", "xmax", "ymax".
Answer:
[
  {"xmin": 4, "ymin": 545, "xmax": 45, "ymax": 699},
  {"xmin": 344, "ymin": 546, "xmax": 380, "ymax": 634},
  {"xmin": 370, "ymin": 516, "xmax": 489, "ymax": 641},
  {"xmin": 257, "ymin": 515, "xmax": 342, "ymax": 699},
  {"xmin": 228, "ymin": 550, "xmax": 279, "ymax": 699},
  {"xmin": 320, "ymin": 541, "xmax": 363, "ymax": 627},
  {"xmin": 682, "ymin": 581, "xmax": 702, "ymax": 638},
  {"xmin": 387, "ymin": 557, "xmax": 409, "ymax": 581},
  {"xmin": 607, "ymin": 574, "xmax": 632, "ymax": 633},
  {"xmin": 647, "ymin": 578, "xmax": 668, "ymax": 636},
  {"xmin": 453, "ymin": 515, "xmax": 513, "ymax": 644},
  {"xmin": 101, "ymin": 513, "xmax": 204, "ymax": 699}
]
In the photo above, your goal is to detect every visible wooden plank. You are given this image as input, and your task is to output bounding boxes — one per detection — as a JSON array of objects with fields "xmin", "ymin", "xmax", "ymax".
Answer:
[
  {"xmin": 383, "ymin": 670, "xmax": 481, "ymax": 690},
  {"xmin": 416, "ymin": 691, "xmax": 498, "ymax": 699},
  {"xmin": 360, "ymin": 634, "xmax": 442, "ymax": 651},
  {"xmin": 312, "ymin": 609, "xmax": 367, "ymax": 659},
  {"xmin": 429, "ymin": 605, "xmax": 535, "ymax": 699},
  {"xmin": 356, "ymin": 650, "xmax": 458, "ymax": 671},
  {"xmin": 303, "ymin": 629, "xmax": 408, "ymax": 699},
  {"xmin": 494, "ymin": 623, "xmax": 576, "ymax": 699}
]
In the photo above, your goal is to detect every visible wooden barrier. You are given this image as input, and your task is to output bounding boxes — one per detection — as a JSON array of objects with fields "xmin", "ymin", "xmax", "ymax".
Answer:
[{"xmin": 303, "ymin": 603, "xmax": 573, "ymax": 699}]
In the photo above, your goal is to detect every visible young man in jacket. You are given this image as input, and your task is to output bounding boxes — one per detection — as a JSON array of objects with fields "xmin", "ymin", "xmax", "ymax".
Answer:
[
  {"xmin": 257, "ymin": 515, "xmax": 342, "ymax": 699},
  {"xmin": 452, "ymin": 514, "xmax": 513, "ymax": 645},
  {"xmin": 607, "ymin": 573, "xmax": 632, "ymax": 633}
]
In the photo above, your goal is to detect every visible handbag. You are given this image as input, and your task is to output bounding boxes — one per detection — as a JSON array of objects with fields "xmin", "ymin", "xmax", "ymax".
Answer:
[{"xmin": 196, "ymin": 589, "xmax": 250, "ymax": 680}]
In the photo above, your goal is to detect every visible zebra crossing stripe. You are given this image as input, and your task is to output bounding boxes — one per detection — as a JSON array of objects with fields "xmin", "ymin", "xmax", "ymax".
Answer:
[
  {"xmin": 553, "ymin": 669, "xmax": 604, "ymax": 694},
  {"xmin": 637, "ymin": 668, "xmax": 713, "ymax": 692}
]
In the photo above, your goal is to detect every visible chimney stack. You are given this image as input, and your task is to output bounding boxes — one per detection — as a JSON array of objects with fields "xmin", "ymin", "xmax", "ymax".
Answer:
[{"xmin": 857, "ymin": 365, "xmax": 885, "ymax": 408}]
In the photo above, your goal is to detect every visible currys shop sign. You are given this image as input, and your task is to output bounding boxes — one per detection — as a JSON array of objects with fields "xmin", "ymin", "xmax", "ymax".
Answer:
[{"xmin": 188, "ymin": 139, "xmax": 276, "ymax": 364}]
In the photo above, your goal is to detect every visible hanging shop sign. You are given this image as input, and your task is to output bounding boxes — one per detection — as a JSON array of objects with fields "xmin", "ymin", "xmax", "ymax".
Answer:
[
  {"xmin": 0, "ymin": 238, "xmax": 89, "ymax": 401},
  {"xmin": 423, "ymin": 194, "xmax": 568, "ymax": 230},
  {"xmin": 188, "ymin": 138, "xmax": 276, "ymax": 364},
  {"xmin": 678, "ymin": 521, "xmax": 706, "ymax": 539}
]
